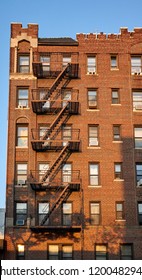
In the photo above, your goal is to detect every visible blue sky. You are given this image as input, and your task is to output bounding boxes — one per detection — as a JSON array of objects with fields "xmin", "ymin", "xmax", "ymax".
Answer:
[{"xmin": 0, "ymin": 0, "xmax": 142, "ymax": 207}]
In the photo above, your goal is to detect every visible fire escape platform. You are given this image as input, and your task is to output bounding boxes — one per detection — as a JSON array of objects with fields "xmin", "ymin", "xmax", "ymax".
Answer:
[
  {"xmin": 31, "ymin": 100, "xmax": 79, "ymax": 114},
  {"xmin": 32, "ymin": 63, "xmax": 79, "ymax": 79},
  {"xmin": 30, "ymin": 225, "xmax": 81, "ymax": 232},
  {"xmin": 31, "ymin": 140, "xmax": 80, "ymax": 152},
  {"xmin": 30, "ymin": 180, "xmax": 81, "ymax": 192}
]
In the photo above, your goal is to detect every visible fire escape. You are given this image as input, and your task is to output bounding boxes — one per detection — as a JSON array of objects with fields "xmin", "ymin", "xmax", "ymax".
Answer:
[{"xmin": 29, "ymin": 61, "xmax": 81, "ymax": 231}]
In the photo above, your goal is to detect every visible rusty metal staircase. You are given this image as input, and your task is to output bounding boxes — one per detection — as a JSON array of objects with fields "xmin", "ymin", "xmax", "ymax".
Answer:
[{"xmin": 40, "ymin": 184, "xmax": 70, "ymax": 226}]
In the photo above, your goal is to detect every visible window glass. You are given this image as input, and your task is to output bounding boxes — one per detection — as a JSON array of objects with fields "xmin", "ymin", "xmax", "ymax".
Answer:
[
  {"xmin": 88, "ymin": 90, "xmax": 97, "ymax": 108},
  {"xmin": 136, "ymin": 164, "xmax": 142, "ymax": 184},
  {"xmin": 16, "ymin": 163, "xmax": 27, "ymax": 185},
  {"xmin": 114, "ymin": 163, "xmax": 122, "ymax": 179},
  {"xmin": 133, "ymin": 91, "xmax": 142, "ymax": 109},
  {"xmin": 62, "ymin": 163, "xmax": 72, "ymax": 183},
  {"xmin": 49, "ymin": 245, "xmax": 59, "ymax": 260},
  {"xmin": 95, "ymin": 244, "xmax": 107, "ymax": 260},
  {"xmin": 120, "ymin": 244, "xmax": 132, "ymax": 260},
  {"xmin": 89, "ymin": 126, "xmax": 98, "ymax": 146},
  {"xmin": 18, "ymin": 55, "xmax": 30, "ymax": 73},
  {"xmin": 111, "ymin": 55, "xmax": 117, "ymax": 68},
  {"xmin": 17, "ymin": 244, "xmax": 25, "ymax": 260},
  {"xmin": 38, "ymin": 202, "xmax": 49, "ymax": 225},
  {"xmin": 63, "ymin": 203, "xmax": 72, "ymax": 226},
  {"xmin": 89, "ymin": 163, "xmax": 99, "ymax": 185},
  {"xmin": 15, "ymin": 202, "xmax": 27, "ymax": 226},
  {"xmin": 87, "ymin": 57, "xmax": 96, "ymax": 73},
  {"xmin": 90, "ymin": 202, "xmax": 100, "ymax": 225},
  {"xmin": 40, "ymin": 55, "xmax": 50, "ymax": 72},
  {"xmin": 17, "ymin": 125, "xmax": 28, "ymax": 147},
  {"xmin": 116, "ymin": 202, "xmax": 124, "ymax": 220},
  {"xmin": 131, "ymin": 57, "xmax": 141, "ymax": 74},
  {"xmin": 62, "ymin": 245, "xmax": 72, "ymax": 260},
  {"xmin": 134, "ymin": 127, "xmax": 142, "ymax": 148},
  {"xmin": 112, "ymin": 90, "xmax": 119, "ymax": 104},
  {"xmin": 17, "ymin": 88, "xmax": 28, "ymax": 108}
]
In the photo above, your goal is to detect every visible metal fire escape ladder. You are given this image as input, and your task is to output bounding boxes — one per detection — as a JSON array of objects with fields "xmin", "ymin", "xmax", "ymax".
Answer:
[
  {"xmin": 42, "ymin": 64, "xmax": 71, "ymax": 100},
  {"xmin": 41, "ymin": 102, "xmax": 69, "ymax": 140},
  {"xmin": 40, "ymin": 184, "xmax": 70, "ymax": 226},
  {"xmin": 41, "ymin": 143, "xmax": 70, "ymax": 184}
]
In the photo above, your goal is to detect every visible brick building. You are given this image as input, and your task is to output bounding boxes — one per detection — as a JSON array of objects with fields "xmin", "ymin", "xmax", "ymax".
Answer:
[{"xmin": 4, "ymin": 23, "xmax": 142, "ymax": 259}]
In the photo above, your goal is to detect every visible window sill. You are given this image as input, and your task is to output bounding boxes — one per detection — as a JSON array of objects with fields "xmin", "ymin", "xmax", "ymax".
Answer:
[
  {"xmin": 88, "ymin": 185, "xmax": 102, "ymax": 188},
  {"xmin": 15, "ymin": 185, "xmax": 28, "ymax": 188},
  {"xmin": 16, "ymin": 146, "xmax": 28, "ymax": 149},
  {"xmin": 111, "ymin": 104, "xmax": 121, "ymax": 106},
  {"xmin": 87, "ymin": 146, "xmax": 101, "ymax": 149},
  {"xmin": 110, "ymin": 68, "xmax": 119, "ymax": 71},
  {"xmin": 115, "ymin": 219, "xmax": 126, "ymax": 222},
  {"xmin": 15, "ymin": 107, "xmax": 30, "ymax": 110},
  {"xmin": 87, "ymin": 109, "xmax": 100, "ymax": 112},
  {"xmin": 112, "ymin": 141, "xmax": 123, "ymax": 143},
  {"xmin": 114, "ymin": 179, "xmax": 124, "ymax": 182}
]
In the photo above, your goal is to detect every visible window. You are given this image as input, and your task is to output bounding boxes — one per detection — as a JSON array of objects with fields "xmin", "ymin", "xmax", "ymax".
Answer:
[
  {"xmin": 132, "ymin": 90, "xmax": 142, "ymax": 110},
  {"xmin": 116, "ymin": 202, "xmax": 125, "ymax": 220},
  {"xmin": 38, "ymin": 202, "xmax": 49, "ymax": 226},
  {"xmin": 95, "ymin": 244, "xmax": 107, "ymax": 260},
  {"xmin": 114, "ymin": 163, "xmax": 123, "ymax": 179},
  {"xmin": 40, "ymin": 55, "xmax": 50, "ymax": 72},
  {"xmin": 112, "ymin": 89, "xmax": 120, "ymax": 104},
  {"xmin": 62, "ymin": 163, "xmax": 72, "ymax": 183},
  {"xmin": 113, "ymin": 125, "xmax": 121, "ymax": 141},
  {"xmin": 16, "ymin": 125, "xmax": 28, "ymax": 147},
  {"xmin": 16, "ymin": 163, "xmax": 27, "ymax": 185},
  {"xmin": 18, "ymin": 55, "xmax": 30, "ymax": 73},
  {"xmin": 89, "ymin": 163, "xmax": 99, "ymax": 185},
  {"xmin": 88, "ymin": 90, "xmax": 97, "ymax": 108},
  {"xmin": 90, "ymin": 202, "xmax": 101, "ymax": 225},
  {"xmin": 134, "ymin": 127, "xmax": 142, "ymax": 148},
  {"xmin": 110, "ymin": 55, "xmax": 118, "ymax": 69},
  {"xmin": 62, "ymin": 56, "xmax": 71, "ymax": 68},
  {"xmin": 17, "ymin": 244, "xmax": 25, "ymax": 260},
  {"xmin": 15, "ymin": 202, "xmax": 27, "ymax": 226},
  {"xmin": 120, "ymin": 244, "xmax": 133, "ymax": 260},
  {"xmin": 38, "ymin": 163, "xmax": 49, "ymax": 182},
  {"xmin": 62, "ymin": 125, "xmax": 72, "ymax": 145},
  {"xmin": 87, "ymin": 56, "xmax": 96, "ymax": 74},
  {"xmin": 48, "ymin": 245, "xmax": 73, "ymax": 260},
  {"xmin": 89, "ymin": 126, "xmax": 99, "ymax": 146},
  {"xmin": 62, "ymin": 245, "xmax": 73, "ymax": 260},
  {"xmin": 138, "ymin": 202, "xmax": 142, "ymax": 225},
  {"xmin": 62, "ymin": 90, "xmax": 71, "ymax": 107},
  {"xmin": 136, "ymin": 163, "xmax": 142, "ymax": 185},
  {"xmin": 48, "ymin": 245, "xmax": 59, "ymax": 260},
  {"xmin": 39, "ymin": 125, "xmax": 50, "ymax": 140},
  {"xmin": 131, "ymin": 56, "xmax": 142, "ymax": 74},
  {"xmin": 62, "ymin": 202, "xmax": 72, "ymax": 226},
  {"xmin": 17, "ymin": 88, "xmax": 28, "ymax": 108}
]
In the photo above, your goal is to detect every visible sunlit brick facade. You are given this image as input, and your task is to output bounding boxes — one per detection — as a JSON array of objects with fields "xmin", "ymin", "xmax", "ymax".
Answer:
[{"xmin": 4, "ymin": 23, "xmax": 142, "ymax": 259}]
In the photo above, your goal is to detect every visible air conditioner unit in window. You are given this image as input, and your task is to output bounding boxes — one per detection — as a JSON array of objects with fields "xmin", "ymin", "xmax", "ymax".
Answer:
[
  {"xmin": 17, "ymin": 180, "xmax": 26, "ymax": 186},
  {"xmin": 135, "ymin": 105, "xmax": 142, "ymax": 110},
  {"xmin": 16, "ymin": 220, "xmax": 25, "ymax": 226},
  {"xmin": 137, "ymin": 179, "xmax": 142, "ymax": 186}
]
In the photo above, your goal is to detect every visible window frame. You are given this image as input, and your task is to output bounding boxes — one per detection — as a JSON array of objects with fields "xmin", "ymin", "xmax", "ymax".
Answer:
[
  {"xmin": 113, "ymin": 125, "xmax": 121, "ymax": 141},
  {"xmin": 110, "ymin": 55, "xmax": 118, "ymax": 69},
  {"xmin": 132, "ymin": 90, "xmax": 142, "ymax": 110},
  {"xmin": 15, "ymin": 162, "xmax": 27, "ymax": 185},
  {"xmin": 88, "ymin": 125, "xmax": 99, "ymax": 147},
  {"xmin": 90, "ymin": 202, "xmax": 101, "ymax": 225},
  {"xmin": 131, "ymin": 56, "xmax": 142, "ymax": 74},
  {"xmin": 62, "ymin": 202, "xmax": 72, "ymax": 226},
  {"xmin": 134, "ymin": 127, "xmax": 142, "ymax": 148},
  {"xmin": 17, "ymin": 87, "xmax": 29, "ymax": 108},
  {"xmin": 114, "ymin": 163, "xmax": 123, "ymax": 180},
  {"xmin": 15, "ymin": 202, "xmax": 27, "ymax": 226},
  {"xmin": 120, "ymin": 244, "xmax": 133, "ymax": 260},
  {"xmin": 48, "ymin": 244, "xmax": 73, "ymax": 260},
  {"xmin": 138, "ymin": 202, "xmax": 142, "ymax": 225},
  {"xmin": 89, "ymin": 163, "xmax": 99, "ymax": 186},
  {"xmin": 16, "ymin": 124, "xmax": 28, "ymax": 148},
  {"xmin": 40, "ymin": 54, "xmax": 50, "ymax": 72},
  {"xmin": 16, "ymin": 244, "xmax": 25, "ymax": 260},
  {"xmin": 95, "ymin": 244, "xmax": 108, "ymax": 260},
  {"xmin": 87, "ymin": 89, "xmax": 97, "ymax": 109},
  {"xmin": 38, "ymin": 202, "xmax": 49, "ymax": 226},
  {"xmin": 18, "ymin": 54, "xmax": 30, "ymax": 73},
  {"xmin": 87, "ymin": 56, "xmax": 96, "ymax": 74},
  {"xmin": 136, "ymin": 163, "xmax": 142, "ymax": 185},
  {"xmin": 111, "ymin": 89, "xmax": 120, "ymax": 104},
  {"xmin": 116, "ymin": 202, "xmax": 125, "ymax": 220}
]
